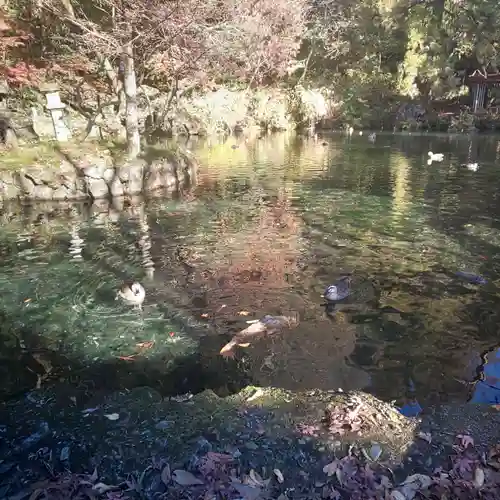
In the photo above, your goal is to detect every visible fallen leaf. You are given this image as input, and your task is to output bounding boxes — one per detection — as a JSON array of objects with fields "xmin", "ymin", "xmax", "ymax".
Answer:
[
  {"xmin": 458, "ymin": 434, "xmax": 474, "ymax": 448},
  {"xmin": 92, "ymin": 482, "xmax": 117, "ymax": 494},
  {"xmin": 418, "ymin": 432, "xmax": 432, "ymax": 444},
  {"xmin": 238, "ymin": 311, "xmax": 250, "ymax": 316},
  {"xmin": 231, "ymin": 481, "xmax": 261, "ymax": 500},
  {"xmin": 201, "ymin": 313, "xmax": 209, "ymax": 318},
  {"xmin": 169, "ymin": 332, "xmax": 175, "ymax": 337},
  {"xmin": 323, "ymin": 460, "xmax": 339, "ymax": 477},
  {"xmin": 473, "ymin": 467, "xmax": 485, "ymax": 488},
  {"xmin": 390, "ymin": 492, "xmax": 406, "ymax": 500},
  {"xmin": 60, "ymin": 446, "xmax": 70, "ymax": 461},
  {"xmin": 136, "ymin": 341, "xmax": 154, "ymax": 349},
  {"xmin": 326, "ymin": 487, "xmax": 341, "ymax": 500},
  {"xmin": 116, "ymin": 355, "xmax": 136, "ymax": 361},
  {"xmin": 28, "ymin": 487, "xmax": 45, "ymax": 500},
  {"xmin": 273, "ymin": 468, "xmax": 284, "ymax": 483},
  {"xmin": 335, "ymin": 468, "xmax": 343, "ymax": 485},
  {"xmin": 399, "ymin": 473, "xmax": 432, "ymax": 498},
  {"xmin": 248, "ymin": 469, "xmax": 268, "ymax": 487},
  {"xmin": 487, "ymin": 444, "xmax": 500, "ymax": 470},
  {"xmin": 82, "ymin": 407, "xmax": 99, "ymax": 414},
  {"xmin": 90, "ymin": 467, "xmax": 98, "ymax": 483},
  {"xmin": 172, "ymin": 469, "xmax": 204, "ymax": 486},
  {"xmin": 161, "ymin": 464, "xmax": 171, "ymax": 485},
  {"xmin": 401, "ymin": 473, "xmax": 432, "ymax": 487},
  {"xmin": 24, "ymin": 298, "xmax": 32, "ymax": 303},
  {"xmin": 206, "ymin": 452, "xmax": 234, "ymax": 463},
  {"xmin": 104, "ymin": 413, "xmax": 120, "ymax": 421}
]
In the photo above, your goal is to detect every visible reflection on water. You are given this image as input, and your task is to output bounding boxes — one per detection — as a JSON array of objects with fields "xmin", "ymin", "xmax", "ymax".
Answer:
[{"xmin": 2, "ymin": 132, "xmax": 500, "ymax": 406}]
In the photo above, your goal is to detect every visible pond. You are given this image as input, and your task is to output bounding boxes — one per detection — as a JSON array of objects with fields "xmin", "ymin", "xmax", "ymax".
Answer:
[{"xmin": 1, "ymin": 131, "xmax": 500, "ymax": 408}]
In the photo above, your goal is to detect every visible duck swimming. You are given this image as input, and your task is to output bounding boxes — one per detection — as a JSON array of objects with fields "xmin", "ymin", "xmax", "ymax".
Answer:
[
  {"xmin": 427, "ymin": 151, "xmax": 444, "ymax": 165},
  {"xmin": 464, "ymin": 162, "xmax": 479, "ymax": 171},
  {"xmin": 322, "ymin": 276, "xmax": 352, "ymax": 302},
  {"xmin": 116, "ymin": 281, "xmax": 146, "ymax": 309}
]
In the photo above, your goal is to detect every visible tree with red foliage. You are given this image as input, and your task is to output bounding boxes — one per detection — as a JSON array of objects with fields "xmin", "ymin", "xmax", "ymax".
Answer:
[{"xmin": 0, "ymin": 9, "xmax": 43, "ymax": 87}]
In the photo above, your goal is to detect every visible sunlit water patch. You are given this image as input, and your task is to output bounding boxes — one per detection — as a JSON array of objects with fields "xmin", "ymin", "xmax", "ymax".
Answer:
[{"xmin": 1, "ymin": 132, "xmax": 500, "ymax": 406}]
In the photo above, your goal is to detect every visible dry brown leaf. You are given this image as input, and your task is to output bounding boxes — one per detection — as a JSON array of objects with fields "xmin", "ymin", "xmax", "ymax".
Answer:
[
  {"xmin": 201, "ymin": 313, "xmax": 209, "ymax": 318},
  {"xmin": 172, "ymin": 469, "xmax": 204, "ymax": 486},
  {"xmin": 238, "ymin": 310, "xmax": 250, "ymax": 316},
  {"xmin": 136, "ymin": 341, "xmax": 154, "ymax": 349},
  {"xmin": 116, "ymin": 355, "xmax": 137, "ymax": 361}
]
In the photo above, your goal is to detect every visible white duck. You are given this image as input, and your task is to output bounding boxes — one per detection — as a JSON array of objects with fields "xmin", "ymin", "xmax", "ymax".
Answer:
[
  {"xmin": 464, "ymin": 162, "xmax": 479, "ymax": 172},
  {"xmin": 116, "ymin": 282, "xmax": 146, "ymax": 309},
  {"xmin": 427, "ymin": 151, "xmax": 444, "ymax": 165}
]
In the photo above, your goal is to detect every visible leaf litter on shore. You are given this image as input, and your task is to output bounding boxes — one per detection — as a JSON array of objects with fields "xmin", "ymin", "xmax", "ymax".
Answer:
[{"xmin": 11, "ymin": 432, "xmax": 500, "ymax": 500}]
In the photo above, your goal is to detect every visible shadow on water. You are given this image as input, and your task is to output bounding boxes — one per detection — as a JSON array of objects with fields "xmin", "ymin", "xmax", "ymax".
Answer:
[{"xmin": 2, "ymin": 132, "xmax": 500, "ymax": 408}]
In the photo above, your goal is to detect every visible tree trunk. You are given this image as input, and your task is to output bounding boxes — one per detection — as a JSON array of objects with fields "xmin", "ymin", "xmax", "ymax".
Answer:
[{"xmin": 122, "ymin": 41, "xmax": 141, "ymax": 158}]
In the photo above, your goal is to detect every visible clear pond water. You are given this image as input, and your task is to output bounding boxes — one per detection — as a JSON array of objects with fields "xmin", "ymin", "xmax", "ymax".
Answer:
[{"xmin": 2, "ymin": 131, "xmax": 500, "ymax": 407}]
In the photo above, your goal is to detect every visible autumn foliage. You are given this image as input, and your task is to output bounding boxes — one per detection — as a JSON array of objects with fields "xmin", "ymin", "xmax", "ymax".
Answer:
[
  {"xmin": 186, "ymin": 188, "xmax": 303, "ymax": 321},
  {"xmin": 24, "ymin": 0, "xmax": 308, "ymax": 89},
  {"xmin": 0, "ymin": 9, "xmax": 43, "ymax": 86}
]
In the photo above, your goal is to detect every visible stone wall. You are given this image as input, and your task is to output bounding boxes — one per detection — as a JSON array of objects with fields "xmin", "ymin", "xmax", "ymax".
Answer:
[{"xmin": 0, "ymin": 152, "xmax": 197, "ymax": 201}]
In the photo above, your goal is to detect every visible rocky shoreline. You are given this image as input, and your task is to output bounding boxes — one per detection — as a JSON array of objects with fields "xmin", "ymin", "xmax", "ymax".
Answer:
[
  {"xmin": 0, "ymin": 149, "xmax": 197, "ymax": 202},
  {"xmin": 1, "ymin": 385, "xmax": 499, "ymax": 499}
]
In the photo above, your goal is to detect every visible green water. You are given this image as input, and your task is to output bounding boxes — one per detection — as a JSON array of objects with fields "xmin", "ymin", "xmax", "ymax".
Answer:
[{"xmin": 2, "ymin": 131, "xmax": 500, "ymax": 406}]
